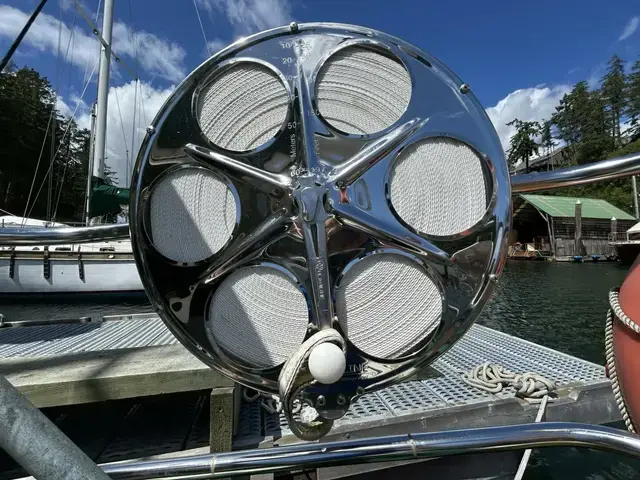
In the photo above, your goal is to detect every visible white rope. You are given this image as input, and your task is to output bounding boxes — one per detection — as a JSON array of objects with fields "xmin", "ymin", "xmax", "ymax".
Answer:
[
  {"xmin": 605, "ymin": 288, "xmax": 637, "ymax": 433},
  {"xmin": 609, "ymin": 288, "xmax": 640, "ymax": 335},
  {"xmin": 514, "ymin": 395, "xmax": 549, "ymax": 480},
  {"xmin": 240, "ymin": 329, "xmax": 346, "ymax": 439},
  {"xmin": 461, "ymin": 363, "xmax": 554, "ymax": 479},
  {"xmin": 277, "ymin": 328, "xmax": 346, "ymax": 441},
  {"xmin": 460, "ymin": 363, "xmax": 555, "ymax": 404}
]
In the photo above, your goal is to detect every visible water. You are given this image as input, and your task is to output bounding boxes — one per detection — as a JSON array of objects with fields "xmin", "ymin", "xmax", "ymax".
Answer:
[
  {"xmin": 478, "ymin": 261, "xmax": 638, "ymax": 480},
  {"xmin": 478, "ymin": 261, "xmax": 629, "ymax": 365},
  {"xmin": 0, "ymin": 261, "xmax": 637, "ymax": 478}
]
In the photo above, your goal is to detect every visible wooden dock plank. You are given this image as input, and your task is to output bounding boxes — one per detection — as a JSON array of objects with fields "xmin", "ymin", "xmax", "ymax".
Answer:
[{"xmin": 0, "ymin": 344, "xmax": 233, "ymax": 408}]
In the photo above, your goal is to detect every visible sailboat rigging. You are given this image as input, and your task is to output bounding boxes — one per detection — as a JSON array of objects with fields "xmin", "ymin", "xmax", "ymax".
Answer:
[{"xmin": 0, "ymin": 0, "xmax": 142, "ymax": 295}]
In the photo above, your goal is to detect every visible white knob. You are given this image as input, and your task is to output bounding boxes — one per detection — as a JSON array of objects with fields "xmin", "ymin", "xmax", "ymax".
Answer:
[{"xmin": 308, "ymin": 342, "xmax": 346, "ymax": 384}]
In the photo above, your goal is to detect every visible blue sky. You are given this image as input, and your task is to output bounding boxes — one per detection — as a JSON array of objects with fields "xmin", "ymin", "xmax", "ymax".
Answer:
[{"xmin": 0, "ymin": 0, "xmax": 638, "ymax": 185}]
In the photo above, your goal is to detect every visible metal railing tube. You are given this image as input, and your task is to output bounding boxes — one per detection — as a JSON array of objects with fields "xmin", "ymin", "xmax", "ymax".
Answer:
[
  {"xmin": 511, "ymin": 152, "xmax": 640, "ymax": 193},
  {"xmin": 0, "ymin": 375, "xmax": 110, "ymax": 480},
  {"xmin": 0, "ymin": 223, "xmax": 129, "ymax": 245},
  {"xmin": 101, "ymin": 422, "xmax": 640, "ymax": 479}
]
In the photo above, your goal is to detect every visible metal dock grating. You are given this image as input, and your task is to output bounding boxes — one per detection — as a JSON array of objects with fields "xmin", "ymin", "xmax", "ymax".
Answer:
[
  {"xmin": 0, "ymin": 315, "xmax": 179, "ymax": 357},
  {"xmin": 0, "ymin": 314, "xmax": 614, "ymax": 458}
]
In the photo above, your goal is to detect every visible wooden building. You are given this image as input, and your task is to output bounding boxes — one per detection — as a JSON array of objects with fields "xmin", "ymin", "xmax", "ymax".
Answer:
[{"xmin": 512, "ymin": 195, "xmax": 636, "ymax": 258}]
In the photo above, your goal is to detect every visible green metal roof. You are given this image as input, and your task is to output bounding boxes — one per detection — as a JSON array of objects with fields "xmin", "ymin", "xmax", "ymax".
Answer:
[{"xmin": 520, "ymin": 194, "xmax": 635, "ymax": 220}]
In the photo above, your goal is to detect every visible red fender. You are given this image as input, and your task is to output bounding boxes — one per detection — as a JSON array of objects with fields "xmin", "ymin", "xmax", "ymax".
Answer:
[{"xmin": 612, "ymin": 254, "xmax": 640, "ymax": 432}]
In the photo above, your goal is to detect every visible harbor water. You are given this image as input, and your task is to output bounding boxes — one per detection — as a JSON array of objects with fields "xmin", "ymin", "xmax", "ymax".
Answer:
[{"xmin": 0, "ymin": 260, "xmax": 637, "ymax": 478}]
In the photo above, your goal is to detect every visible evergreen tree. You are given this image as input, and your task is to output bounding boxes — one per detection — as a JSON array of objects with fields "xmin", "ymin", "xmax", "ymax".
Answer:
[
  {"xmin": 578, "ymin": 89, "xmax": 611, "ymax": 163},
  {"xmin": 539, "ymin": 120, "xmax": 557, "ymax": 167},
  {"xmin": 506, "ymin": 119, "xmax": 540, "ymax": 173},
  {"xmin": 0, "ymin": 66, "xmax": 108, "ymax": 223},
  {"xmin": 0, "ymin": 66, "xmax": 59, "ymax": 217},
  {"xmin": 601, "ymin": 54, "xmax": 626, "ymax": 145},
  {"xmin": 627, "ymin": 59, "xmax": 640, "ymax": 141},
  {"xmin": 551, "ymin": 81, "xmax": 612, "ymax": 164}
]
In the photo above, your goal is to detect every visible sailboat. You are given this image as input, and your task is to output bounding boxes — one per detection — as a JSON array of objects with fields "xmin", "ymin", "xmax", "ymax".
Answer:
[{"xmin": 0, "ymin": 1, "xmax": 143, "ymax": 295}]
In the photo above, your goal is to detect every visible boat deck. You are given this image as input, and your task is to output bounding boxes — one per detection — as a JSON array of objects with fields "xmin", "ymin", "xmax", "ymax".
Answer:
[{"xmin": 0, "ymin": 314, "xmax": 620, "ymax": 479}]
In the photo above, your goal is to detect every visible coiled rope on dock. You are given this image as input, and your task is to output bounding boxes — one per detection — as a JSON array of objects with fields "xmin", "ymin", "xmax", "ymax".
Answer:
[
  {"xmin": 461, "ymin": 362, "xmax": 555, "ymax": 480},
  {"xmin": 605, "ymin": 288, "xmax": 637, "ymax": 433},
  {"xmin": 460, "ymin": 363, "xmax": 556, "ymax": 404}
]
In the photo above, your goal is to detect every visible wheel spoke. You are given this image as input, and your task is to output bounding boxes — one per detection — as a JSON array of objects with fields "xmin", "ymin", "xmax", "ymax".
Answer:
[
  {"xmin": 334, "ymin": 202, "xmax": 450, "ymax": 265},
  {"xmin": 300, "ymin": 207, "xmax": 334, "ymax": 330},
  {"xmin": 184, "ymin": 143, "xmax": 292, "ymax": 191},
  {"xmin": 200, "ymin": 209, "xmax": 293, "ymax": 285},
  {"xmin": 328, "ymin": 118, "xmax": 426, "ymax": 186},
  {"xmin": 294, "ymin": 63, "xmax": 321, "ymax": 171}
]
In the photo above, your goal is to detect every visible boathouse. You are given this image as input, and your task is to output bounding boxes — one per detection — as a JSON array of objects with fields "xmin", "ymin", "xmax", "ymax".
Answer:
[{"xmin": 512, "ymin": 194, "xmax": 636, "ymax": 258}]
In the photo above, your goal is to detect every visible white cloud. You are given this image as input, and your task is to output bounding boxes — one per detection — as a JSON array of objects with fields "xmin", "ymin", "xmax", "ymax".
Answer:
[
  {"xmin": 587, "ymin": 62, "xmax": 606, "ymax": 89},
  {"xmin": 111, "ymin": 22, "xmax": 187, "ymax": 83},
  {"xmin": 206, "ymin": 38, "xmax": 227, "ymax": 57},
  {"xmin": 56, "ymin": 96, "xmax": 73, "ymax": 117},
  {"xmin": 59, "ymin": 0, "xmax": 79, "ymax": 11},
  {"xmin": 76, "ymin": 81, "xmax": 174, "ymax": 187},
  {"xmin": 0, "ymin": 5, "xmax": 186, "ymax": 82},
  {"xmin": 619, "ymin": 16, "xmax": 639, "ymax": 41},
  {"xmin": 198, "ymin": 0, "xmax": 292, "ymax": 35},
  {"xmin": 485, "ymin": 85, "xmax": 571, "ymax": 151}
]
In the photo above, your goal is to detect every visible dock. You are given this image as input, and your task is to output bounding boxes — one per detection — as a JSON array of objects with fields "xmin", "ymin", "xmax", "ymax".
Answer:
[{"xmin": 0, "ymin": 314, "xmax": 620, "ymax": 479}]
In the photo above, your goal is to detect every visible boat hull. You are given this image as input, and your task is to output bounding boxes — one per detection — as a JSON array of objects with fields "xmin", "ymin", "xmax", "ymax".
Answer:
[
  {"xmin": 0, "ymin": 255, "xmax": 142, "ymax": 294},
  {"xmin": 611, "ymin": 254, "xmax": 640, "ymax": 432}
]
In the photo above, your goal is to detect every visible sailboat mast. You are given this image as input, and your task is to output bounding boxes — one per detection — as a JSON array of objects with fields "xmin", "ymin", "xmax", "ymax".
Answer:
[
  {"xmin": 47, "ymin": 109, "xmax": 55, "ymax": 223},
  {"xmin": 93, "ymin": 0, "xmax": 114, "ymax": 180},
  {"xmin": 84, "ymin": 102, "xmax": 96, "ymax": 225}
]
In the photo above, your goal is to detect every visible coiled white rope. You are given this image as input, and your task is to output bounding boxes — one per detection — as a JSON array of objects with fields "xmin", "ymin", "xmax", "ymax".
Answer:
[
  {"xmin": 460, "ymin": 363, "xmax": 555, "ymax": 404},
  {"xmin": 609, "ymin": 287, "xmax": 640, "ymax": 335},
  {"xmin": 605, "ymin": 288, "xmax": 637, "ymax": 433},
  {"xmin": 461, "ymin": 363, "xmax": 554, "ymax": 480}
]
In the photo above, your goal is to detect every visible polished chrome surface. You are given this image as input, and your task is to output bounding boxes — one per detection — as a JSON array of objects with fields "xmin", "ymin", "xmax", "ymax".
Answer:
[
  {"xmin": 0, "ymin": 224, "xmax": 129, "ymax": 245},
  {"xmin": 512, "ymin": 152, "xmax": 640, "ymax": 193},
  {"xmin": 128, "ymin": 23, "xmax": 511, "ymax": 415},
  {"xmin": 102, "ymin": 422, "xmax": 640, "ymax": 479}
]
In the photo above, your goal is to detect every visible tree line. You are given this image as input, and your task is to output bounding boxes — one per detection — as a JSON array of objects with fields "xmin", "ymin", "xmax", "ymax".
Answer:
[
  {"xmin": 507, "ymin": 54, "xmax": 640, "ymax": 213},
  {"xmin": 0, "ymin": 64, "xmax": 115, "ymax": 224}
]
